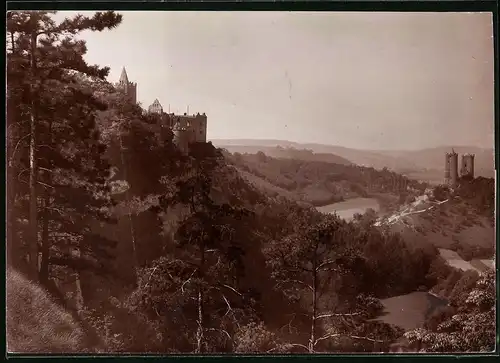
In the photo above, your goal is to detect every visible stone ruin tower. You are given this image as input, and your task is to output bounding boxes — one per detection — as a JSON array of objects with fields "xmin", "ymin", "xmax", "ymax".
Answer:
[
  {"xmin": 444, "ymin": 149, "xmax": 459, "ymax": 186},
  {"xmin": 115, "ymin": 67, "xmax": 137, "ymax": 104},
  {"xmin": 460, "ymin": 153, "xmax": 475, "ymax": 179}
]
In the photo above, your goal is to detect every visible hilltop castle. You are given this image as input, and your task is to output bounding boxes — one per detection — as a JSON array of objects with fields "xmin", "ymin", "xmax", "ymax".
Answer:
[
  {"xmin": 115, "ymin": 67, "xmax": 207, "ymax": 153},
  {"xmin": 444, "ymin": 149, "xmax": 475, "ymax": 186}
]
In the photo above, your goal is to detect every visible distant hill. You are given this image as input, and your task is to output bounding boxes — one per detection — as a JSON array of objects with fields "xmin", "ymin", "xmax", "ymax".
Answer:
[
  {"xmin": 215, "ymin": 143, "xmax": 353, "ymax": 166},
  {"xmin": 212, "ymin": 139, "xmax": 495, "ymax": 183}
]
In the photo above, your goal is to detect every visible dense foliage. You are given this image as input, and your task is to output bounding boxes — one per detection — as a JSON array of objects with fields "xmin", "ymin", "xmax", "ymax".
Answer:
[{"xmin": 405, "ymin": 271, "xmax": 495, "ymax": 352}]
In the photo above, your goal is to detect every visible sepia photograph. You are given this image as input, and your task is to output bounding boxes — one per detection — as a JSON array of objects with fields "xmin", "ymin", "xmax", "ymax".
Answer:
[{"xmin": 6, "ymin": 9, "xmax": 496, "ymax": 355}]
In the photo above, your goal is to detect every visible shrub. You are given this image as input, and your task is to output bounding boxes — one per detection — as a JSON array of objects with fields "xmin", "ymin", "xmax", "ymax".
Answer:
[
  {"xmin": 433, "ymin": 185, "xmax": 451, "ymax": 201},
  {"xmin": 80, "ymin": 301, "xmax": 164, "ymax": 353},
  {"xmin": 233, "ymin": 322, "xmax": 283, "ymax": 353}
]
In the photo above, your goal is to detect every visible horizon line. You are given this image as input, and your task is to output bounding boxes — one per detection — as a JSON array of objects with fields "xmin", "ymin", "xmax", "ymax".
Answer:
[{"xmin": 208, "ymin": 137, "xmax": 492, "ymax": 153}]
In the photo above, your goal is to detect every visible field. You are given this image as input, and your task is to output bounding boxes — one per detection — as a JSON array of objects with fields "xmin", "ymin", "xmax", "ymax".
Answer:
[{"xmin": 316, "ymin": 197, "xmax": 380, "ymax": 220}]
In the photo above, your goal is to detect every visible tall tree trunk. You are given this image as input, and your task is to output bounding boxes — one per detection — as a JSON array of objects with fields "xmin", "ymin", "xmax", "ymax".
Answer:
[
  {"xmin": 73, "ymin": 247, "xmax": 84, "ymax": 312},
  {"xmin": 40, "ymin": 117, "xmax": 53, "ymax": 284},
  {"xmin": 6, "ymin": 164, "xmax": 17, "ymax": 268},
  {"xmin": 6, "ymin": 104, "xmax": 18, "ymax": 269},
  {"xmin": 196, "ymin": 287, "xmax": 204, "ymax": 353},
  {"xmin": 309, "ymin": 258, "xmax": 318, "ymax": 353},
  {"xmin": 195, "ymin": 237, "xmax": 205, "ymax": 353},
  {"xmin": 39, "ymin": 191, "xmax": 50, "ymax": 283},
  {"xmin": 118, "ymin": 131, "xmax": 138, "ymax": 284},
  {"xmin": 28, "ymin": 26, "xmax": 39, "ymax": 281}
]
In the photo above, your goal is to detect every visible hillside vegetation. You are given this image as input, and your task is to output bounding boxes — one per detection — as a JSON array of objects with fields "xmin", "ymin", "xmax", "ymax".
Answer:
[
  {"xmin": 224, "ymin": 150, "xmax": 427, "ymax": 208},
  {"xmin": 377, "ymin": 177, "xmax": 495, "ymax": 262}
]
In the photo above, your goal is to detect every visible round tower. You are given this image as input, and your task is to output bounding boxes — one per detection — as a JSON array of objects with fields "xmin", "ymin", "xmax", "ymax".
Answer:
[
  {"xmin": 444, "ymin": 149, "xmax": 458, "ymax": 186},
  {"xmin": 461, "ymin": 153, "xmax": 475, "ymax": 179}
]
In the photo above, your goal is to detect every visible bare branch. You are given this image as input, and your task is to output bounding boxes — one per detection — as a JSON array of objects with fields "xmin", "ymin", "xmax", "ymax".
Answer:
[
  {"xmin": 38, "ymin": 181, "xmax": 55, "ymax": 189},
  {"xmin": 37, "ymin": 143, "xmax": 56, "ymax": 151},
  {"xmin": 8, "ymin": 134, "xmax": 31, "ymax": 167},
  {"xmin": 279, "ymin": 313, "xmax": 299, "ymax": 335},
  {"xmin": 316, "ymin": 259, "xmax": 341, "ymax": 272},
  {"xmin": 144, "ymin": 266, "xmax": 157, "ymax": 288},
  {"xmin": 220, "ymin": 283, "xmax": 242, "ymax": 296},
  {"xmin": 17, "ymin": 168, "xmax": 30, "ymax": 179},
  {"xmin": 314, "ymin": 333, "xmax": 384, "ymax": 347},
  {"xmin": 180, "ymin": 270, "xmax": 196, "ymax": 293},
  {"xmin": 221, "ymin": 294, "xmax": 233, "ymax": 317},
  {"xmin": 315, "ymin": 312, "xmax": 363, "ymax": 320}
]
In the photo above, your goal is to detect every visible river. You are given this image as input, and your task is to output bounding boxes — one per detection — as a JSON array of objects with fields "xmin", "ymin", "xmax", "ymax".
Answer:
[{"xmin": 315, "ymin": 197, "xmax": 380, "ymax": 221}]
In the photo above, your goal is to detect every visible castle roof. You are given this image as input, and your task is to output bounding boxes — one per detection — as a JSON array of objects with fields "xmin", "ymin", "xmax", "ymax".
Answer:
[{"xmin": 119, "ymin": 67, "xmax": 129, "ymax": 84}]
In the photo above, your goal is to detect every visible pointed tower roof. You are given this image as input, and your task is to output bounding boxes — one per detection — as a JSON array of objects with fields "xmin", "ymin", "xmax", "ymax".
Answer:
[{"xmin": 119, "ymin": 67, "xmax": 129, "ymax": 84}]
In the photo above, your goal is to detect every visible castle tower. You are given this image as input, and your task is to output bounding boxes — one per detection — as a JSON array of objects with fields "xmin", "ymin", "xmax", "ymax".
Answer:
[
  {"xmin": 148, "ymin": 99, "xmax": 163, "ymax": 114},
  {"xmin": 444, "ymin": 149, "xmax": 459, "ymax": 186},
  {"xmin": 116, "ymin": 67, "xmax": 137, "ymax": 104},
  {"xmin": 460, "ymin": 153, "xmax": 475, "ymax": 179},
  {"xmin": 172, "ymin": 112, "xmax": 208, "ymax": 154}
]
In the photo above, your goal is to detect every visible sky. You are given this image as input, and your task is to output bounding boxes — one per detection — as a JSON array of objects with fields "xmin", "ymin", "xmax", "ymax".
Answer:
[{"xmin": 55, "ymin": 11, "xmax": 494, "ymax": 150}]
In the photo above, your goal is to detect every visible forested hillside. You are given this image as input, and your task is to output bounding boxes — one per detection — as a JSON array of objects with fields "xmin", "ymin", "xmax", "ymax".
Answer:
[
  {"xmin": 224, "ymin": 150, "xmax": 428, "ymax": 208},
  {"xmin": 6, "ymin": 11, "xmax": 495, "ymax": 355}
]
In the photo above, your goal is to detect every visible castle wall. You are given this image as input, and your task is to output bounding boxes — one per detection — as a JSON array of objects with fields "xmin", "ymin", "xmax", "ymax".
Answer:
[{"xmin": 170, "ymin": 113, "xmax": 208, "ymax": 153}]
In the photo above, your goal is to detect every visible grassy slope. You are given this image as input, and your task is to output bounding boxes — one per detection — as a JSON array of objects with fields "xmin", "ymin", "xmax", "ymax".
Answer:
[
  {"xmin": 388, "ymin": 199, "xmax": 494, "ymax": 250},
  {"xmin": 7, "ymin": 269, "xmax": 86, "ymax": 353}
]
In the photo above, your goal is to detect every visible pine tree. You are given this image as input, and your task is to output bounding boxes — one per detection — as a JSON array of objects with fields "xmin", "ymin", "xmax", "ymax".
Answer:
[{"xmin": 6, "ymin": 11, "xmax": 122, "ymax": 283}]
